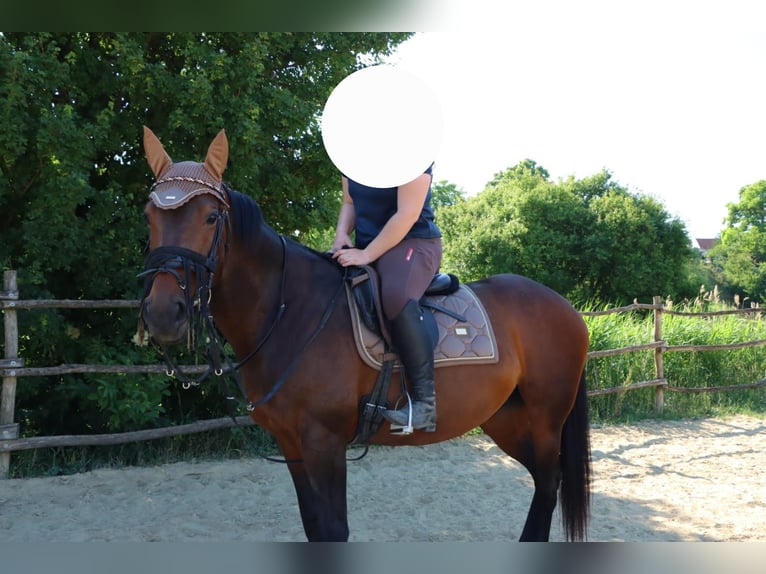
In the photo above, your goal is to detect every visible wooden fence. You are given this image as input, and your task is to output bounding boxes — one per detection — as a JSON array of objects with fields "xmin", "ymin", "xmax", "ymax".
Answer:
[
  {"xmin": 2, "ymin": 270, "xmax": 766, "ymax": 478},
  {"xmin": 581, "ymin": 295, "xmax": 766, "ymax": 411}
]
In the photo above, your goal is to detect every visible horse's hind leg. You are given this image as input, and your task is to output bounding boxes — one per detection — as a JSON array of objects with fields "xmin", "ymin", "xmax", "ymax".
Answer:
[
  {"xmin": 481, "ymin": 390, "xmax": 562, "ymax": 542},
  {"xmin": 278, "ymin": 430, "xmax": 350, "ymax": 541}
]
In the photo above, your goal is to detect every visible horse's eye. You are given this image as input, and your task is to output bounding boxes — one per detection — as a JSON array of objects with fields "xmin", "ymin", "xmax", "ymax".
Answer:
[{"xmin": 206, "ymin": 212, "xmax": 219, "ymax": 225}]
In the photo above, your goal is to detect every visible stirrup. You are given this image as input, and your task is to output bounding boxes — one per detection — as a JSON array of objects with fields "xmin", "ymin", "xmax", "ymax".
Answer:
[
  {"xmin": 384, "ymin": 394, "xmax": 436, "ymax": 434},
  {"xmin": 390, "ymin": 424, "xmax": 414, "ymax": 435},
  {"xmin": 388, "ymin": 394, "xmax": 414, "ymax": 435}
]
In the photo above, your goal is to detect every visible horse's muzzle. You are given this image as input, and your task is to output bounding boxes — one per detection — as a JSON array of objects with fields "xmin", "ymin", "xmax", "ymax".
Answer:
[{"xmin": 140, "ymin": 291, "xmax": 189, "ymax": 346}]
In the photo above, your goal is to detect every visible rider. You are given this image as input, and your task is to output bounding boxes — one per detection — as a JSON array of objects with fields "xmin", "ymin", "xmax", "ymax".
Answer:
[{"xmin": 331, "ymin": 165, "xmax": 442, "ymax": 431}]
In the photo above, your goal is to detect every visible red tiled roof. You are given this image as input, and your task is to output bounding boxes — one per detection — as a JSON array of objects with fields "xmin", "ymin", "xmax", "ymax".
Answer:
[{"xmin": 695, "ymin": 238, "xmax": 718, "ymax": 251}]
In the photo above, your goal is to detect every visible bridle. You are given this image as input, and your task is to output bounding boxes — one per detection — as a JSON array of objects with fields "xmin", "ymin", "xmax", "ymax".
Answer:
[
  {"xmin": 138, "ymin": 175, "xmax": 231, "ymax": 347},
  {"xmin": 137, "ymin": 183, "xmax": 345, "ymax": 417},
  {"xmin": 138, "ymin": 203, "xmax": 231, "ymax": 387}
]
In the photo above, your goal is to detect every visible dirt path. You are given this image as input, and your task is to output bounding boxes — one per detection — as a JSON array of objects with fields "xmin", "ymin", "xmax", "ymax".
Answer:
[{"xmin": 1, "ymin": 415, "xmax": 764, "ymax": 541}]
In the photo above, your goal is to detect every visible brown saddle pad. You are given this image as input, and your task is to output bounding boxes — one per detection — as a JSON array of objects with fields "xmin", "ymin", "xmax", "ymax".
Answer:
[{"xmin": 346, "ymin": 283, "xmax": 499, "ymax": 370}]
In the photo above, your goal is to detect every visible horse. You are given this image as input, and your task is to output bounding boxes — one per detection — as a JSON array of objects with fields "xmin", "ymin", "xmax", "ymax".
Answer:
[{"xmin": 138, "ymin": 126, "xmax": 592, "ymax": 542}]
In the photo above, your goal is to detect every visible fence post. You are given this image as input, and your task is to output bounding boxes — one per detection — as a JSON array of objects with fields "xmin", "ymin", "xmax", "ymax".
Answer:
[
  {"xmin": 653, "ymin": 295, "xmax": 665, "ymax": 413},
  {"xmin": 1, "ymin": 270, "xmax": 21, "ymax": 478}
]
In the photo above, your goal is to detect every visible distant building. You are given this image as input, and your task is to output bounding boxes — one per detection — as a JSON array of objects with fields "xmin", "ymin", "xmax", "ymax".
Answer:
[{"xmin": 694, "ymin": 238, "xmax": 719, "ymax": 254}]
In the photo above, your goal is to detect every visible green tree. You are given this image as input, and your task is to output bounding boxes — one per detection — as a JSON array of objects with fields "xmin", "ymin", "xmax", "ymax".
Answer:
[
  {"xmin": 431, "ymin": 179, "xmax": 466, "ymax": 211},
  {"xmin": 440, "ymin": 161, "xmax": 694, "ymax": 305},
  {"xmin": 709, "ymin": 180, "xmax": 766, "ymax": 302},
  {"xmin": 0, "ymin": 32, "xmax": 409, "ymax": 435},
  {"xmin": 583, "ymin": 189, "xmax": 693, "ymax": 303},
  {"xmin": 485, "ymin": 158, "xmax": 550, "ymax": 191},
  {"xmin": 440, "ymin": 161, "xmax": 592, "ymax": 293}
]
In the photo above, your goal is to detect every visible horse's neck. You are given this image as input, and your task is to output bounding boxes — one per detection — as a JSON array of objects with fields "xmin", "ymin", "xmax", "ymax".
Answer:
[{"xmin": 211, "ymin": 230, "xmax": 341, "ymax": 357}]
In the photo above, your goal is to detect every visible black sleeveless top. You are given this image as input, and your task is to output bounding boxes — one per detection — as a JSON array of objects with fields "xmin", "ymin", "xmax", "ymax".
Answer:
[{"xmin": 347, "ymin": 164, "xmax": 442, "ymax": 249}]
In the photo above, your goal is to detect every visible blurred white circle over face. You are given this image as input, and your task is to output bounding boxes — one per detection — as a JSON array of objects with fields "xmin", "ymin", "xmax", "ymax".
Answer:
[{"xmin": 321, "ymin": 65, "xmax": 443, "ymax": 189}]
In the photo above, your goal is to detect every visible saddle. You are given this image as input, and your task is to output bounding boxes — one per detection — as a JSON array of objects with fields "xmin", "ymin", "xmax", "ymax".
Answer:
[
  {"xmin": 346, "ymin": 265, "xmax": 460, "ymax": 349},
  {"xmin": 345, "ymin": 265, "xmax": 499, "ymax": 370},
  {"xmin": 346, "ymin": 265, "xmax": 499, "ymax": 445}
]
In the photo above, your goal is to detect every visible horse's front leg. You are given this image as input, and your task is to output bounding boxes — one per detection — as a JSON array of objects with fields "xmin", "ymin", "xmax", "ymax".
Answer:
[{"xmin": 279, "ymin": 430, "xmax": 350, "ymax": 542}]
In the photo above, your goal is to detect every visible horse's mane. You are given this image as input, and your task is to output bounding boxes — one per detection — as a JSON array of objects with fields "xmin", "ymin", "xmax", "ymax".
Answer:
[
  {"xmin": 225, "ymin": 185, "xmax": 267, "ymax": 246},
  {"xmin": 224, "ymin": 184, "xmax": 340, "ymax": 271}
]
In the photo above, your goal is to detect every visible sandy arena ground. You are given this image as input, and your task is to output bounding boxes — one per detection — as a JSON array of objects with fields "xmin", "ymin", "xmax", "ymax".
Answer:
[{"xmin": 1, "ymin": 415, "xmax": 764, "ymax": 542}]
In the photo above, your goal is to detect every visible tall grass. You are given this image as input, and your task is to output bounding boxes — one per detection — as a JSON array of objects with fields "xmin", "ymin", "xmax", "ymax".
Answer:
[{"xmin": 583, "ymin": 295, "xmax": 766, "ymax": 423}]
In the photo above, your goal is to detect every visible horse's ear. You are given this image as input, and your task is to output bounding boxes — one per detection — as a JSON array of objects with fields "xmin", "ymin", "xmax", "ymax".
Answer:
[
  {"xmin": 204, "ymin": 129, "xmax": 228, "ymax": 181},
  {"xmin": 143, "ymin": 126, "xmax": 173, "ymax": 178}
]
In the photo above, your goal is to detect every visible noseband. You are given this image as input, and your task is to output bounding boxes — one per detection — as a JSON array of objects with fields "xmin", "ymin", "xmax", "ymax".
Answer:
[{"xmin": 139, "ymin": 210, "xmax": 228, "ymax": 309}]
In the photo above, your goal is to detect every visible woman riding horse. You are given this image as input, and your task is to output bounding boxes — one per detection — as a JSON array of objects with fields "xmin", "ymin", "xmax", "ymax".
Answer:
[{"xmin": 330, "ymin": 166, "xmax": 442, "ymax": 432}]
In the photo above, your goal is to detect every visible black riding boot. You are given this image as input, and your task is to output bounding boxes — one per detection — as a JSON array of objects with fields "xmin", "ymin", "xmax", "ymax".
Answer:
[{"xmin": 381, "ymin": 299, "xmax": 436, "ymax": 432}]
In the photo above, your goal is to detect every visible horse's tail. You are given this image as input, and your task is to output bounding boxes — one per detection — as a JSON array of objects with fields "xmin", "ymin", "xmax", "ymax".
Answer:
[{"xmin": 559, "ymin": 369, "xmax": 591, "ymax": 541}]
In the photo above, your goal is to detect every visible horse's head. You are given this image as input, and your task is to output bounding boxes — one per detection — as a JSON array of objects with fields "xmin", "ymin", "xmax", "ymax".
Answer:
[{"xmin": 139, "ymin": 126, "xmax": 230, "ymax": 347}]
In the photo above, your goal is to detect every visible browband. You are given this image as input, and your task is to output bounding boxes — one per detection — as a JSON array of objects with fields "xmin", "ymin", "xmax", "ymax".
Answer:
[{"xmin": 149, "ymin": 176, "xmax": 230, "ymax": 209}]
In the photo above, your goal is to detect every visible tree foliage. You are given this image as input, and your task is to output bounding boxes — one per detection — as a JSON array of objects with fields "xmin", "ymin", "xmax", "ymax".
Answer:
[
  {"xmin": 440, "ymin": 161, "xmax": 695, "ymax": 305},
  {"xmin": 430, "ymin": 179, "xmax": 466, "ymax": 210},
  {"xmin": 0, "ymin": 32, "xmax": 409, "ymax": 435},
  {"xmin": 583, "ymin": 189, "xmax": 692, "ymax": 303},
  {"xmin": 1, "ymin": 33, "xmax": 409, "ymax": 283},
  {"xmin": 709, "ymin": 180, "xmax": 766, "ymax": 302}
]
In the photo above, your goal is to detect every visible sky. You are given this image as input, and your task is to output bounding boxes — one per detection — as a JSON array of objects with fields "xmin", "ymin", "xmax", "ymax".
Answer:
[{"xmin": 380, "ymin": 1, "xmax": 766, "ymax": 240}]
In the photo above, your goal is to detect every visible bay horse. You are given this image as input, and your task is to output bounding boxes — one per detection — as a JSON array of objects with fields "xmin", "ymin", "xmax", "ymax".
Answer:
[{"xmin": 138, "ymin": 127, "xmax": 591, "ymax": 542}]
